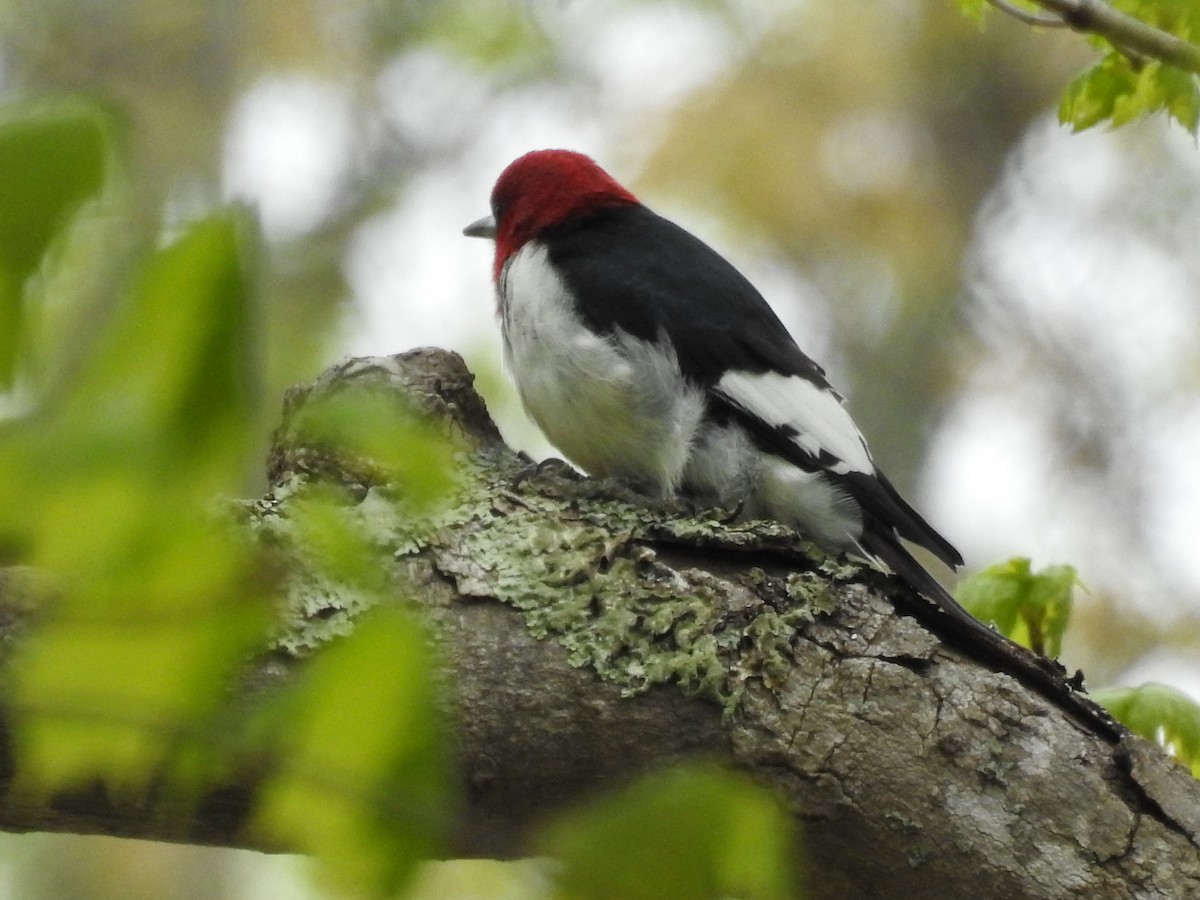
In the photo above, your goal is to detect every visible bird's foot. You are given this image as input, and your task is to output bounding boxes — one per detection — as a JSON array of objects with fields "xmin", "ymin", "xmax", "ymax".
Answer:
[{"xmin": 512, "ymin": 455, "xmax": 581, "ymax": 488}]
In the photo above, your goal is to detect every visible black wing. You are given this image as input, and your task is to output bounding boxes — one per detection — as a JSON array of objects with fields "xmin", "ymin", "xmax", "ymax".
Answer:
[{"xmin": 542, "ymin": 204, "xmax": 831, "ymax": 388}]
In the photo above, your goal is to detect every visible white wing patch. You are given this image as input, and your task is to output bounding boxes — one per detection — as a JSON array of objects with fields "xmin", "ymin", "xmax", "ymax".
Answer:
[{"xmin": 715, "ymin": 370, "xmax": 874, "ymax": 476}]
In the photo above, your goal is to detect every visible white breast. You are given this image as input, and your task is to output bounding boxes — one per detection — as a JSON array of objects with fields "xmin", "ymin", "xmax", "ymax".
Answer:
[{"xmin": 499, "ymin": 242, "xmax": 705, "ymax": 493}]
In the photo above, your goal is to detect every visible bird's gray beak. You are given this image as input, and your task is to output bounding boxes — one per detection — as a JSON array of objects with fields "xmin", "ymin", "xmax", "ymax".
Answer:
[{"xmin": 463, "ymin": 215, "xmax": 496, "ymax": 239}]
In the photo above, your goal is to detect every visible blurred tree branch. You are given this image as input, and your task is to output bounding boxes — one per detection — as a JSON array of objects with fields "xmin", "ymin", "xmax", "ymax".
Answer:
[
  {"xmin": 1, "ymin": 349, "xmax": 1200, "ymax": 899},
  {"xmin": 987, "ymin": 0, "xmax": 1070, "ymax": 27},
  {"xmin": 989, "ymin": 0, "xmax": 1200, "ymax": 73}
]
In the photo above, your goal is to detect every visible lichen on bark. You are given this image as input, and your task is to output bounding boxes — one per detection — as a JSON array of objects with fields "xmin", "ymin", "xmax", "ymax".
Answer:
[{"xmin": 55, "ymin": 346, "xmax": 1191, "ymax": 900}]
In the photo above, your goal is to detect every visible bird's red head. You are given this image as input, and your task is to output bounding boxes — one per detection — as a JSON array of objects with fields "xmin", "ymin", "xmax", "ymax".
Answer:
[{"xmin": 468, "ymin": 150, "xmax": 639, "ymax": 282}]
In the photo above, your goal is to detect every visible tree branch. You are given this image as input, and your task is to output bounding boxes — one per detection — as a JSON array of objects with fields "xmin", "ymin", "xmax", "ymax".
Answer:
[
  {"xmin": 2, "ymin": 349, "xmax": 1200, "ymax": 898},
  {"xmin": 1011, "ymin": 0, "xmax": 1200, "ymax": 75}
]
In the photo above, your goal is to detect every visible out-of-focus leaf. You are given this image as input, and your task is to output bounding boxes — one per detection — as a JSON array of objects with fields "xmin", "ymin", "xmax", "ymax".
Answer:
[
  {"xmin": 0, "ymin": 209, "xmax": 260, "ymax": 586},
  {"xmin": 292, "ymin": 389, "xmax": 457, "ymax": 512},
  {"xmin": 255, "ymin": 609, "xmax": 449, "ymax": 899},
  {"xmin": 68, "ymin": 208, "xmax": 259, "ymax": 474},
  {"xmin": 955, "ymin": 0, "xmax": 990, "ymax": 24},
  {"xmin": 0, "ymin": 103, "xmax": 110, "ymax": 389},
  {"xmin": 290, "ymin": 484, "xmax": 394, "ymax": 592},
  {"xmin": 408, "ymin": 0, "xmax": 553, "ymax": 69},
  {"xmin": 1060, "ymin": 55, "xmax": 1137, "ymax": 130},
  {"xmin": 10, "ymin": 516, "xmax": 265, "ymax": 788},
  {"xmin": 957, "ymin": 558, "xmax": 1077, "ymax": 658},
  {"xmin": 3, "ymin": 209, "xmax": 269, "ymax": 792},
  {"xmin": 538, "ymin": 764, "xmax": 800, "ymax": 900},
  {"xmin": 1157, "ymin": 65, "xmax": 1200, "ymax": 132},
  {"xmin": 1096, "ymin": 683, "xmax": 1200, "ymax": 777},
  {"xmin": 1061, "ymin": 56, "xmax": 1200, "ymax": 135}
]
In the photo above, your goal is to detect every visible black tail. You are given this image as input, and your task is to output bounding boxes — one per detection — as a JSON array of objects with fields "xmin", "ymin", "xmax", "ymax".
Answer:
[{"xmin": 859, "ymin": 533, "xmax": 1121, "ymax": 740}]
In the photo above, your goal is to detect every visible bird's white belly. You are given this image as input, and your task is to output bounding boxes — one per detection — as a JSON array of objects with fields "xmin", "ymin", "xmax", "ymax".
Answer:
[
  {"xmin": 684, "ymin": 422, "xmax": 862, "ymax": 548},
  {"xmin": 500, "ymin": 244, "xmax": 704, "ymax": 491}
]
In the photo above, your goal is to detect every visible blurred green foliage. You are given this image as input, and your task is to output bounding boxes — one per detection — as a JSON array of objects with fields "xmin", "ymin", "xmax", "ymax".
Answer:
[
  {"xmin": 414, "ymin": 0, "xmax": 556, "ymax": 69},
  {"xmin": 290, "ymin": 389, "xmax": 459, "ymax": 516},
  {"xmin": 954, "ymin": 0, "xmax": 990, "ymax": 22},
  {"xmin": 0, "ymin": 111, "xmax": 267, "ymax": 787},
  {"xmin": 1095, "ymin": 683, "xmax": 1200, "ymax": 777},
  {"xmin": 0, "ymin": 104, "xmax": 109, "ymax": 388},
  {"xmin": 0, "ymin": 115, "xmax": 270, "ymax": 789},
  {"xmin": 1062, "ymin": 57, "xmax": 1200, "ymax": 133},
  {"xmin": 538, "ymin": 765, "xmax": 801, "ymax": 900},
  {"xmin": 0, "ymin": 100, "xmax": 455, "ymax": 898},
  {"xmin": 956, "ymin": 558, "xmax": 1077, "ymax": 658},
  {"xmin": 256, "ymin": 609, "xmax": 449, "ymax": 898}
]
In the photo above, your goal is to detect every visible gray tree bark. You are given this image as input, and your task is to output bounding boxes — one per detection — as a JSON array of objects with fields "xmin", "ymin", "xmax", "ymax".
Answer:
[{"xmin": 1, "ymin": 348, "xmax": 1199, "ymax": 899}]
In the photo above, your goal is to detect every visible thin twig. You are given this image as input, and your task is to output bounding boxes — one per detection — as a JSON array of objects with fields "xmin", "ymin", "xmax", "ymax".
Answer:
[{"xmin": 986, "ymin": 0, "xmax": 1069, "ymax": 28}]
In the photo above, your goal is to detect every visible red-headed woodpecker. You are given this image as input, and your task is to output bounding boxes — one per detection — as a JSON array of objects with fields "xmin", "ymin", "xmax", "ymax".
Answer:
[{"xmin": 462, "ymin": 149, "xmax": 990, "ymax": 648}]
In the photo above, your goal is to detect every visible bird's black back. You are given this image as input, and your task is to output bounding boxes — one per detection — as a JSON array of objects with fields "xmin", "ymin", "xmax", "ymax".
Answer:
[{"xmin": 541, "ymin": 204, "xmax": 831, "ymax": 390}]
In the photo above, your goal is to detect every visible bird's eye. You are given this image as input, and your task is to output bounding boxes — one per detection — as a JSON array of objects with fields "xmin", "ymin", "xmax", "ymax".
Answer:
[{"xmin": 491, "ymin": 198, "xmax": 507, "ymax": 222}]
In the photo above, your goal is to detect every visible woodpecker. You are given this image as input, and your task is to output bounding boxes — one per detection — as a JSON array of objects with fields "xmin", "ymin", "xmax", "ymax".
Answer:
[{"xmin": 462, "ymin": 149, "xmax": 993, "ymax": 650}]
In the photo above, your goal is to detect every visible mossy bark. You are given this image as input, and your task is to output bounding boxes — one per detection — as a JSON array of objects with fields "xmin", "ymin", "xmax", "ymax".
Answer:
[{"xmin": 1, "ymin": 348, "xmax": 1199, "ymax": 899}]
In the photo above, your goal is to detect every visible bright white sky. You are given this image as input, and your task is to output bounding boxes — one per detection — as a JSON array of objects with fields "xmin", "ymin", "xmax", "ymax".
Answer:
[{"xmin": 220, "ymin": 2, "xmax": 1200, "ymax": 697}]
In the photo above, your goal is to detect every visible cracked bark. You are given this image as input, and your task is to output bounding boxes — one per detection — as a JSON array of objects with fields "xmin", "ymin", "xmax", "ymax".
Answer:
[{"xmin": 2, "ymin": 348, "xmax": 1200, "ymax": 899}]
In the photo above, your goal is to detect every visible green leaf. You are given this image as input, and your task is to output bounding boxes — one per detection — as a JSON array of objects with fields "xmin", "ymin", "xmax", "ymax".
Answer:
[
  {"xmin": 290, "ymin": 484, "xmax": 395, "ymax": 592},
  {"xmin": 0, "ymin": 102, "xmax": 110, "ymax": 389},
  {"xmin": 255, "ymin": 610, "xmax": 449, "ymax": 898},
  {"xmin": 1157, "ymin": 65, "xmax": 1200, "ymax": 133},
  {"xmin": 69, "ymin": 207, "xmax": 260, "ymax": 473},
  {"xmin": 3, "ymin": 210, "xmax": 269, "ymax": 793},
  {"xmin": 1095, "ymin": 683, "xmax": 1200, "ymax": 777},
  {"xmin": 1060, "ymin": 56, "xmax": 1139, "ymax": 131},
  {"xmin": 420, "ymin": 0, "xmax": 553, "ymax": 69},
  {"xmin": 955, "ymin": 0, "xmax": 991, "ymax": 24},
  {"xmin": 10, "ymin": 520, "xmax": 267, "ymax": 789},
  {"xmin": 956, "ymin": 558, "xmax": 1077, "ymax": 658},
  {"xmin": 538, "ymin": 764, "xmax": 800, "ymax": 900},
  {"xmin": 1061, "ymin": 56, "xmax": 1200, "ymax": 135},
  {"xmin": 292, "ymin": 389, "xmax": 457, "ymax": 512}
]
